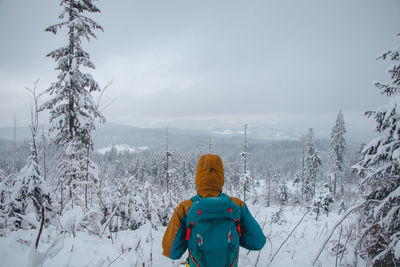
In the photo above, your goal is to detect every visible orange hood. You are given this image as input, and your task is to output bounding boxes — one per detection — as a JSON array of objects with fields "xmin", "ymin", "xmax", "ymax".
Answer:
[{"xmin": 195, "ymin": 154, "xmax": 224, "ymax": 198}]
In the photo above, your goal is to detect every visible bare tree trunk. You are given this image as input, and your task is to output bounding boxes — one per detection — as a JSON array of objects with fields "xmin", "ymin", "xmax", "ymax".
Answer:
[
  {"xmin": 243, "ymin": 124, "xmax": 248, "ymax": 201},
  {"xmin": 267, "ymin": 172, "xmax": 271, "ymax": 207},
  {"xmin": 301, "ymin": 135, "xmax": 305, "ymax": 200},
  {"xmin": 333, "ymin": 172, "xmax": 337, "ymax": 196},
  {"xmin": 13, "ymin": 114, "xmax": 16, "ymax": 173},
  {"xmin": 335, "ymin": 225, "xmax": 343, "ymax": 267},
  {"xmin": 313, "ymin": 170, "xmax": 316, "ymax": 199},
  {"xmin": 85, "ymin": 146, "xmax": 90, "ymax": 210},
  {"xmin": 340, "ymin": 174, "xmax": 344, "ymax": 198},
  {"xmin": 42, "ymin": 131, "xmax": 47, "ymax": 181},
  {"xmin": 165, "ymin": 127, "xmax": 169, "ymax": 194},
  {"xmin": 60, "ymin": 179, "xmax": 64, "ymax": 215},
  {"xmin": 69, "ymin": 158, "xmax": 74, "ymax": 209},
  {"xmin": 35, "ymin": 205, "xmax": 45, "ymax": 249}
]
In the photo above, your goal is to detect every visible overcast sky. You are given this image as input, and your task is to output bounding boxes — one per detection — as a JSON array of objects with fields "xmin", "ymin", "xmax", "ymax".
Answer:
[{"xmin": 0, "ymin": 0, "xmax": 399, "ymax": 141}]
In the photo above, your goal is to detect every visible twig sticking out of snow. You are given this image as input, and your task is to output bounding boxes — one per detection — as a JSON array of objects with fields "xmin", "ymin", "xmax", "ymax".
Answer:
[
  {"xmin": 27, "ymin": 205, "xmax": 47, "ymax": 267},
  {"xmin": 35, "ymin": 205, "xmax": 45, "ymax": 249},
  {"xmin": 106, "ymin": 252, "xmax": 123, "ymax": 267},
  {"xmin": 335, "ymin": 225, "xmax": 343, "ymax": 267},
  {"xmin": 256, "ymin": 235, "xmax": 273, "ymax": 267},
  {"xmin": 267, "ymin": 208, "xmax": 311, "ymax": 267},
  {"xmin": 254, "ymin": 215, "xmax": 271, "ymax": 266},
  {"xmin": 339, "ymin": 223, "xmax": 356, "ymax": 265},
  {"xmin": 311, "ymin": 202, "xmax": 366, "ymax": 266},
  {"xmin": 349, "ymin": 224, "xmax": 375, "ymax": 267}
]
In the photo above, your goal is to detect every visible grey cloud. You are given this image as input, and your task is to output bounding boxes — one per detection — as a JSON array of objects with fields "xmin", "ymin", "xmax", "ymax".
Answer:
[{"xmin": 0, "ymin": 0, "xmax": 399, "ymax": 142}]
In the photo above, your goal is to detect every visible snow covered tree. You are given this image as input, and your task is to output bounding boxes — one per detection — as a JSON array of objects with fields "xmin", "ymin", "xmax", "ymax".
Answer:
[
  {"xmin": 0, "ymin": 169, "xmax": 8, "ymax": 228},
  {"xmin": 40, "ymin": 0, "xmax": 104, "ymax": 210},
  {"xmin": 265, "ymin": 171, "xmax": 272, "ymax": 207},
  {"xmin": 208, "ymin": 135, "xmax": 215, "ymax": 154},
  {"xmin": 226, "ymin": 161, "xmax": 241, "ymax": 195},
  {"xmin": 312, "ymin": 183, "xmax": 334, "ymax": 220},
  {"xmin": 241, "ymin": 124, "xmax": 253, "ymax": 201},
  {"xmin": 7, "ymin": 81, "xmax": 51, "ymax": 228},
  {"xmin": 8, "ymin": 154, "xmax": 51, "ymax": 229},
  {"xmin": 163, "ymin": 127, "xmax": 175, "ymax": 194},
  {"xmin": 240, "ymin": 170, "xmax": 252, "ymax": 202},
  {"xmin": 329, "ymin": 110, "xmax": 346, "ymax": 197},
  {"xmin": 353, "ymin": 34, "xmax": 400, "ymax": 266},
  {"xmin": 303, "ymin": 128, "xmax": 322, "ymax": 202},
  {"xmin": 293, "ymin": 170, "xmax": 302, "ymax": 204},
  {"xmin": 276, "ymin": 181, "xmax": 289, "ymax": 206}
]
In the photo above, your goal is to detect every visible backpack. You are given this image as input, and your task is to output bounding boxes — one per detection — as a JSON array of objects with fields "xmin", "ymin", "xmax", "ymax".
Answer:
[{"xmin": 185, "ymin": 194, "xmax": 241, "ymax": 267}]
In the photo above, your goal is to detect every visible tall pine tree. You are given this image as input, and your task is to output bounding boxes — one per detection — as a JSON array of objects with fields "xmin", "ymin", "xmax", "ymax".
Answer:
[
  {"xmin": 240, "ymin": 124, "xmax": 252, "ymax": 201},
  {"xmin": 41, "ymin": 0, "xmax": 104, "ymax": 210},
  {"xmin": 353, "ymin": 33, "xmax": 400, "ymax": 265},
  {"xmin": 329, "ymin": 110, "xmax": 346, "ymax": 197},
  {"xmin": 304, "ymin": 128, "xmax": 321, "ymax": 202}
]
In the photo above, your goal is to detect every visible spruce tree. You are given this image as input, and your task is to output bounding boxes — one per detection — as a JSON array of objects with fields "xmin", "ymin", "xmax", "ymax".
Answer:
[
  {"xmin": 241, "ymin": 124, "xmax": 252, "ymax": 201},
  {"xmin": 353, "ymin": 34, "xmax": 400, "ymax": 265},
  {"xmin": 8, "ymin": 82, "xmax": 51, "ymax": 228},
  {"xmin": 40, "ymin": 0, "xmax": 104, "ymax": 209},
  {"xmin": 0, "ymin": 169, "xmax": 8, "ymax": 228},
  {"xmin": 304, "ymin": 128, "xmax": 321, "ymax": 202},
  {"xmin": 312, "ymin": 183, "xmax": 333, "ymax": 220},
  {"xmin": 329, "ymin": 110, "xmax": 346, "ymax": 197}
]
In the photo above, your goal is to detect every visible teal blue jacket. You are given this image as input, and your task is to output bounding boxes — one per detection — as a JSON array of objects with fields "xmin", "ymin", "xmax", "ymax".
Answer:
[{"xmin": 162, "ymin": 194, "xmax": 266, "ymax": 260}]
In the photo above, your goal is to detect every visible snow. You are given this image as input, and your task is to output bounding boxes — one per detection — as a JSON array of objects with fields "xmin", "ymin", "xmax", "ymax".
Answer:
[
  {"xmin": 395, "ymin": 239, "xmax": 400, "ymax": 260},
  {"xmin": 96, "ymin": 144, "xmax": 148, "ymax": 154},
  {"xmin": 20, "ymin": 213, "xmax": 40, "ymax": 229},
  {"xmin": 0, "ymin": 205, "xmax": 365, "ymax": 267},
  {"xmin": 213, "ymin": 129, "xmax": 236, "ymax": 135},
  {"xmin": 59, "ymin": 207, "xmax": 84, "ymax": 233},
  {"xmin": 1, "ymin": 223, "xmax": 171, "ymax": 267},
  {"xmin": 393, "ymin": 148, "xmax": 400, "ymax": 161}
]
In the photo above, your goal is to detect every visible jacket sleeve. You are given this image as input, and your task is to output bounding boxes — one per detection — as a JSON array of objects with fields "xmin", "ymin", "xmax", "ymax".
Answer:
[
  {"xmin": 162, "ymin": 200, "xmax": 192, "ymax": 259},
  {"xmin": 239, "ymin": 203, "xmax": 266, "ymax": 250}
]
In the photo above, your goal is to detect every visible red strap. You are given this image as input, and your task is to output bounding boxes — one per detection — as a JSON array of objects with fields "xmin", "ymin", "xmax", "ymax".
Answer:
[
  {"xmin": 230, "ymin": 252, "xmax": 239, "ymax": 267},
  {"xmin": 235, "ymin": 219, "xmax": 242, "ymax": 238},
  {"xmin": 186, "ymin": 222, "xmax": 194, "ymax": 241},
  {"xmin": 237, "ymin": 224, "xmax": 242, "ymax": 238},
  {"xmin": 185, "ymin": 228, "xmax": 191, "ymax": 241},
  {"xmin": 188, "ymin": 251, "xmax": 201, "ymax": 267}
]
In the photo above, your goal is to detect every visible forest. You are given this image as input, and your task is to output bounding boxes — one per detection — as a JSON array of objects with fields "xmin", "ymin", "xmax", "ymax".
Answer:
[{"xmin": 0, "ymin": 1, "xmax": 399, "ymax": 266}]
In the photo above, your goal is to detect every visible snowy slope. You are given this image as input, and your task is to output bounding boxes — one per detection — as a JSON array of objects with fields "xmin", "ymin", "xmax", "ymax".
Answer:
[{"xmin": 0, "ymin": 205, "xmax": 365, "ymax": 267}]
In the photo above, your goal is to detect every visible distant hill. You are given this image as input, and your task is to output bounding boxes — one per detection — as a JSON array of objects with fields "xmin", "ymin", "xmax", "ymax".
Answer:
[
  {"xmin": 0, "ymin": 121, "xmax": 367, "ymax": 153},
  {"xmin": 93, "ymin": 123, "xmax": 243, "ymax": 152},
  {"xmin": 0, "ymin": 122, "xmax": 364, "ymax": 179}
]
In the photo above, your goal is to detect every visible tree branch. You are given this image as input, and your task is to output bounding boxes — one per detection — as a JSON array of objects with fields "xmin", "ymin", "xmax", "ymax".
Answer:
[
  {"xmin": 312, "ymin": 202, "xmax": 366, "ymax": 265},
  {"xmin": 268, "ymin": 208, "xmax": 311, "ymax": 266}
]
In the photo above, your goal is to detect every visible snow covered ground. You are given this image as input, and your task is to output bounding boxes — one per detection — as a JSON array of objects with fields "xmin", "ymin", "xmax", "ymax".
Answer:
[{"xmin": 0, "ymin": 205, "xmax": 364, "ymax": 267}]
